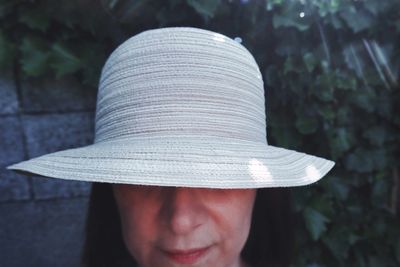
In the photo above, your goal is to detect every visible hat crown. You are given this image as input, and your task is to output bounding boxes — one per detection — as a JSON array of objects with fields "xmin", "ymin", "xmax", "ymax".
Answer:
[{"xmin": 95, "ymin": 27, "xmax": 266, "ymax": 144}]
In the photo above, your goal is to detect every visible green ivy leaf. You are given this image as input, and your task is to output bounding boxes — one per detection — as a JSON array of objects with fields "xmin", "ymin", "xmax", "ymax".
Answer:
[
  {"xmin": 18, "ymin": 7, "xmax": 50, "ymax": 32},
  {"xmin": 396, "ymin": 19, "xmax": 400, "ymax": 33},
  {"xmin": 303, "ymin": 52, "xmax": 318, "ymax": 73},
  {"xmin": 79, "ymin": 42, "xmax": 107, "ymax": 86},
  {"xmin": 364, "ymin": 0, "xmax": 392, "ymax": 16},
  {"xmin": 295, "ymin": 115, "xmax": 318, "ymax": 135},
  {"xmin": 323, "ymin": 177, "xmax": 350, "ymax": 201},
  {"xmin": 273, "ymin": 14, "xmax": 309, "ymax": 31},
  {"xmin": 19, "ymin": 36, "xmax": 50, "ymax": 76},
  {"xmin": 318, "ymin": 106, "xmax": 335, "ymax": 120},
  {"xmin": 186, "ymin": 0, "xmax": 221, "ymax": 19},
  {"xmin": 265, "ymin": 0, "xmax": 283, "ymax": 11},
  {"xmin": 0, "ymin": 0, "xmax": 15, "ymax": 18},
  {"xmin": 100, "ymin": 0, "xmax": 148, "ymax": 23},
  {"xmin": 330, "ymin": 127, "xmax": 352, "ymax": 159},
  {"xmin": 345, "ymin": 148, "xmax": 386, "ymax": 173},
  {"xmin": 363, "ymin": 126, "xmax": 386, "ymax": 147},
  {"xmin": 315, "ymin": 0, "xmax": 340, "ymax": 17},
  {"xmin": 291, "ymin": 188, "xmax": 313, "ymax": 213},
  {"xmin": 336, "ymin": 73, "xmax": 357, "ymax": 90},
  {"xmin": 336, "ymin": 107, "xmax": 351, "ymax": 125},
  {"xmin": 49, "ymin": 42, "xmax": 82, "ymax": 78},
  {"xmin": 283, "ymin": 56, "xmax": 297, "ymax": 74},
  {"xmin": 264, "ymin": 65, "xmax": 281, "ymax": 88},
  {"xmin": 324, "ymin": 12, "xmax": 343, "ymax": 29},
  {"xmin": 269, "ymin": 125, "xmax": 302, "ymax": 149},
  {"xmin": 355, "ymin": 250, "xmax": 367, "ymax": 267},
  {"xmin": 315, "ymin": 73, "xmax": 334, "ymax": 101},
  {"xmin": 275, "ymin": 33, "xmax": 303, "ymax": 56},
  {"xmin": 303, "ymin": 207, "xmax": 330, "ymax": 241},
  {"xmin": 316, "ymin": 87, "xmax": 334, "ymax": 102},
  {"xmin": 367, "ymin": 256, "xmax": 381, "ymax": 267},
  {"xmin": 395, "ymin": 238, "xmax": 400, "ymax": 264},
  {"xmin": 350, "ymin": 87, "xmax": 377, "ymax": 113},
  {"xmin": 345, "ymin": 148, "xmax": 373, "ymax": 173},
  {"xmin": 348, "ymin": 233, "xmax": 361, "ymax": 245},
  {"xmin": 269, "ymin": 112, "xmax": 302, "ymax": 149},
  {"xmin": 272, "ymin": 1, "xmax": 311, "ymax": 31},
  {"xmin": 339, "ymin": 7, "xmax": 374, "ymax": 33},
  {"xmin": 371, "ymin": 179, "xmax": 389, "ymax": 208},
  {"xmin": 0, "ymin": 31, "xmax": 14, "ymax": 69},
  {"xmin": 322, "ymin": 227, "xmax": 351, "ymax": 262},
  {"xmin": 343, "ymin": 43, "xmax": 365, "ymax": 80}
]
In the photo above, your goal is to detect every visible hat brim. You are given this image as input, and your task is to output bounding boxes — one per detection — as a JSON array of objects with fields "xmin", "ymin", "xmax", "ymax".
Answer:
[{"xmin": 7, "ymin": 136, "xmax": 334, "ymax": 189}]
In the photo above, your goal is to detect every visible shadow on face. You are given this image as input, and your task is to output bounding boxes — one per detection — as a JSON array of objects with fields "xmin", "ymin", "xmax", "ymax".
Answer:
[
  {"xmin": 112, "ymin": 185, "xmax": 257, "ymax": 267},
  {"xmin": 81, "ymin": 183, "xmax": 294, "ymax": 267}
]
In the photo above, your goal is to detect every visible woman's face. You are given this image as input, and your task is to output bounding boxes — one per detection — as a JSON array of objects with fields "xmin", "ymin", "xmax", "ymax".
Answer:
[{"xmin": 112, "ymin": 185, "xmax": 256, "ymax": 267}]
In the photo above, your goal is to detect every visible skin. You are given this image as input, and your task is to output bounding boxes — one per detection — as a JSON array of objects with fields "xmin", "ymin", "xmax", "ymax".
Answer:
[{"xmin": 112, "ymin": 185, "xmax": 256, "ymax": 267}]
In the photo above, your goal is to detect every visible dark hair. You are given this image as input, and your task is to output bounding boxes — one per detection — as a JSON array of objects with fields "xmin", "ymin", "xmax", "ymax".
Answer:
[{"xmin": 80, "ymin": 183, "xmax": 294, "ymax": 267}]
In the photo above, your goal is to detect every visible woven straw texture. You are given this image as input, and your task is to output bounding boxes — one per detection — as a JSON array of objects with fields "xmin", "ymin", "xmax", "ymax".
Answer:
[{"xmin": 7, "ymin": 27, "xmax": 334, "ymax": 188}]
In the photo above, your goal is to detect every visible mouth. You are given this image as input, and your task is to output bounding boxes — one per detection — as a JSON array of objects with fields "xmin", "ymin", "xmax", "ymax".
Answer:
[{"xmin": 163, "ymin": 246, "xmax": 210, "ymax": 264}]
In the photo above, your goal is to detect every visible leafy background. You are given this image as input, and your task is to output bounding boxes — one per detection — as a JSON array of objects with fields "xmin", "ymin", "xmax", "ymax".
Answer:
[{"xmin": 1, "ymin": 0, "xmax": 399, "ymax": 266}]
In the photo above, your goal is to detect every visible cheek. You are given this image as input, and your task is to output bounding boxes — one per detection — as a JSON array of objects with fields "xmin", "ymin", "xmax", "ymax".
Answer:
[
  {"xmin": 216, "ymin": 192, "xmax": 256, "ymax": 257},
  {"xmin": 233, "ymin": 202, "xmax": 254, "ymax": 248},
  {"xmin": 232, "ymin": 207, "xmax": 253, "ymax": 252},
  {"xmin": 114, "ymin": 195, "xmax": 158, "ymax": 262}
]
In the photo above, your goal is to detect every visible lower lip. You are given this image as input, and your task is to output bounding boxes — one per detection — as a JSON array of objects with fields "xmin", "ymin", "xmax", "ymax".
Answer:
[{"xmin": 165, "ymin": 247, "xmax": 210, "ymax": 264}]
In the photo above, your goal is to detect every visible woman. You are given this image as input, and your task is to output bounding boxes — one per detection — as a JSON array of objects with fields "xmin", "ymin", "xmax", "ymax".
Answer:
[
  {"xmin": 8, "ymin": 27, "xmax": 334, "ymax": 267},
  {"xmin": 81, "ymin": 184, "xmax": 294, "ymax": 267}
]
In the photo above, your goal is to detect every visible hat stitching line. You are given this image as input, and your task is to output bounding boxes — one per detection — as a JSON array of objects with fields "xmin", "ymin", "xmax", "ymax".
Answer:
[
  {"xmin": 102, "ymin": 49, "xmax": 259, "ymax": 79},
  {"xmin": 97, "ymin": 83, "xmax": 265, "ymax": 109},
  {"xmin": 95, "ymin": 113, "xmax": 265, "ymax": 133},
  {"xmin": 100, "ymin": 67, "xmax": 263, "ymax": 94},
  {"xmin": 95, "ymin": 102, "xmax": 266, "ymax": 125},
  {"xmin": 41, "ymin": 154, "xmax": 311, "ymax": 169},
  {"xmin": 23, "ymin": 161, "xmax": 330, "ymax": 182}
]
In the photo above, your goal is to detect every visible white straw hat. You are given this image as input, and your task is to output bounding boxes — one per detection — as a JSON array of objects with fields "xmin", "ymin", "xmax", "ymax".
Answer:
[{"xmin": 7, "ymin": 27, "xmax": 334, "ymax": 188}]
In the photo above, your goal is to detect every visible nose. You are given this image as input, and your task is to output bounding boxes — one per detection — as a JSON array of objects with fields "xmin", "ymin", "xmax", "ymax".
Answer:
[{"xmin": 161, "ymin": 187, "xmax": 205, "ymax": 235}]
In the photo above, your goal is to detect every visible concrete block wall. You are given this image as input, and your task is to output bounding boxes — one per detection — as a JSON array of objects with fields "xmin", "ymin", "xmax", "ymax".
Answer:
[{"xmin": 0, "ymin": 72, "xmax": 97, "ymax": 267}]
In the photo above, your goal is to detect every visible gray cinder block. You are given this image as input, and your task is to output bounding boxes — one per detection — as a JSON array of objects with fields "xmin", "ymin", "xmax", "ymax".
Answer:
[
  {"xmin": 0, "ymin": 197, "xmax": 89, "ymax": 267},
  {"xmin": 0, "ymin": 169, "xmax": 30, "ymax": 202},
  {"xmin": 0, "ymin": 112, "xmax": 30, "ymax": 202},
  {"xmin": 0, "ymin": 74, "xmax": 19, "ymax": 115},
  {"xmin": 19, "ymin": 112, "xmax": 94, "ymax": 199},
  {"xmin": 32, "ymin": 176, "xmax": 91, "ymax": 200},
  {"xmin": 22, "ymin": 112, "xmax": 95, "ymax": 158},
  {"xmin": 20, "ymin": 76, "xmax": 97, "ymax": 112},
  {"xmin": 0, "ymin": 116, "xmax": 25, "ymax": 165}
]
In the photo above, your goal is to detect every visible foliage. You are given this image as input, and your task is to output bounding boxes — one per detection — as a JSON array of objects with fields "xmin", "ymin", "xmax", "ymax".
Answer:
[{"xmin": 1, "ymin": 0, "xmax": 399, "ymax": 266}]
